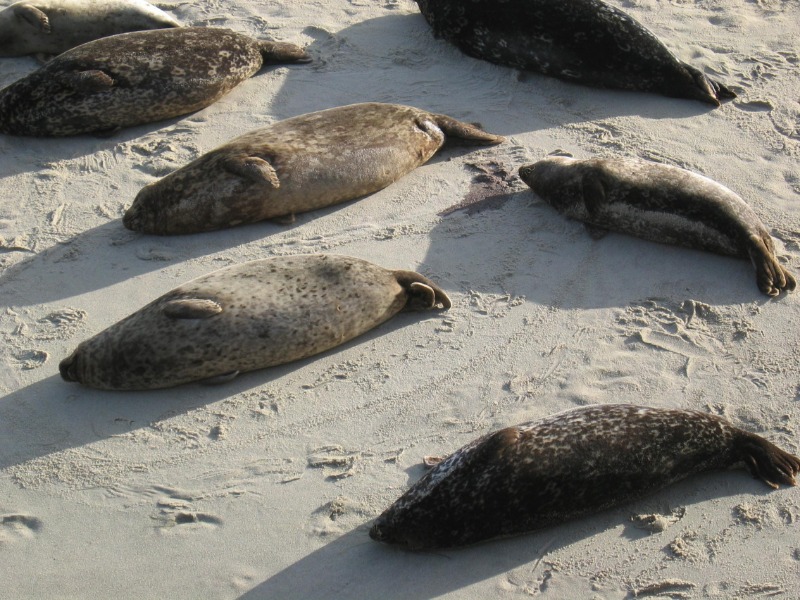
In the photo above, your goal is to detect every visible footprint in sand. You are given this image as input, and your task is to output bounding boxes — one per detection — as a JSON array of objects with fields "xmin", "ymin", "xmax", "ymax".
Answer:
[{"xmin": 0, "ymin": 514, "xmax": 43, "ymax": 543}]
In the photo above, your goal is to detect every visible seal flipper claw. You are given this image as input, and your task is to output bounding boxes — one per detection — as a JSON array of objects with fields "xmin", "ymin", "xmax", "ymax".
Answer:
[
  {"xmin": 14, "ymin": 4, "xmax": 50, "ymax": 33},
  {"xmin": 748, "ymin": 237, "xmax": 796, "ymax": 296},
  {"xmin": 258, "ymin": 41, "xmax": 311, "ymax": 64},
  {"xmin": 162, "ymin": 298, "xmax": 223, "ymax": 319},
  {"xmin": 222, "ymin": 155, "xmax": 280, "ymax": 188},
  {"xmin": 394, "ymin": 270, "xmax": 452, "ymax": 310},
  {"xmin": 737, "ymin": 432, "xmax": 800, "ymax": 488},
  {"xmin": 432, "ymin": 114, "xmax": 505, "ymax": 146}
]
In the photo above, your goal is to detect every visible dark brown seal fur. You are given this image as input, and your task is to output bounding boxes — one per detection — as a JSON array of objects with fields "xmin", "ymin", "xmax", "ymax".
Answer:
[
  {"xmin": 0, "ymin": 26, "xmax": 309, "ymax": 136},
  {"xmin": 122, "ymin": 102, "xmax": 505, "ymax": 235},
  {"xmin": 59, "ymin": 254, "xmax": 451, "ymax": 391},
  {"xmin": 415, "ymin": 0, "xmax": 735, "ymax": 106},
  {"xmin": 518, "ymin": 156, "xmax": 796, "ymax": 297},
  {"xmin": 370, "ymin": 404, "xmax": 800, "ymax": 549}
]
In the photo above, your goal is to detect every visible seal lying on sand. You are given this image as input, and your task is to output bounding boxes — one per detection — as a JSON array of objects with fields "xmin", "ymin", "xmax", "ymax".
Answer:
[
  {"xmin": 370, "ymin": 404, "xmax": 800, "ymax": 549},
  {"xmin": 519, "ymin": 156, "xmax": 796, "ymax": 297},
  {"xmin": 0, "ymin": 0, "xmax": 180, "ymax": 58},
  {"xmin": 415, "ymin": 0, "xmax": 736, "ymax": 106},
  {"xmin": 59, "ymin": 254, "xmax": 451, "ymax": 391},
  {"xmin": 122, "ymin": 102, "xmax": 505, "ymax": 235},
  {"xmin": 0, "ymin": 27, "xmax": 310, "ymax": 136}
]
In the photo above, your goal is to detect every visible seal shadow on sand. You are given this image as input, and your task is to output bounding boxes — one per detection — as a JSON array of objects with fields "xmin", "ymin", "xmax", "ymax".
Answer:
[
  {"xmin": 270, "ymin": 13, "xmax": 719, "ymax": 137},
  {"xmin": 237, "ymin": 470, "xmax": 775, "ymax": 600},
  {"xmin": 0, "ymin": 309, "xmax": 441, "ymax": 473},
  {"xmin": 424, "ymin": 184, "xmax": 779, "ymax": 309}
]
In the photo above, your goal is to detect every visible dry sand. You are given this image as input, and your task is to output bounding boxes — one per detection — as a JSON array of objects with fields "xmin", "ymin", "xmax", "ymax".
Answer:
[{"xmin": 1, "ymin": 1, "xmax": 799, "ymax": 598}]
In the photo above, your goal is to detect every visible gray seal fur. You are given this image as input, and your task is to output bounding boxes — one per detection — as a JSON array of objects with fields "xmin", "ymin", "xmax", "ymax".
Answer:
[
  {"xmin": 0, "ymin": 26, "xmax": 310, "ymax": 136},
  {"xmin": 0, "ymin": 0, "xmax": 180, "ymax": 57},
  {"xmin": 415, "ymin": 0, "xmax": 735, "ymax": 106},
  {"xmin": 370, "ymin": 403, "xmax": 800, "ymax": 549},
  {"xmin": 59, "ymin": 254, "xmax": 451, "ymax": 391},
  {"xmin": 123, "ymin": 102, "xmax": 505, "ymax": 235},
  {"xmin": 519, "ymin": 156, "xmax": 796, "ymax": 297}
]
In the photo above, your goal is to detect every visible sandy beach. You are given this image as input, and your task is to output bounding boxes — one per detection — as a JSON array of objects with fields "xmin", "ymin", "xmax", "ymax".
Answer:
[{"xmin": 1, "ymin": 0, "xmax": 799, "ymax": 598}]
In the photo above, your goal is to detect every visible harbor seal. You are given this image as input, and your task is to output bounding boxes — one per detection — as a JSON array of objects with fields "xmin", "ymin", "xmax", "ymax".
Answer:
[
  {"xmin": 58, "ymin": 254, "xmax": 451, "ymax": 391},
  {"xmin": 122, "ymin": 102, "xmax": 505, "ymax": 235},
  {"xmin": 370, "ymin": 404, "xmax": 800, "ymax": 549},
  {"xmin": 518, "ymin": 156, "xmax": 796, "ymax": 297},
  {"xmin": 0, "ymin": 27, "xmax": 310, "ymax": 136},
  {"xmin": 0, "ymin": 0, "xmax": 180, "ymax": 58},
  {"xmin": 415, "ymin": 0, "xmax": 736, "ymax": 106}
]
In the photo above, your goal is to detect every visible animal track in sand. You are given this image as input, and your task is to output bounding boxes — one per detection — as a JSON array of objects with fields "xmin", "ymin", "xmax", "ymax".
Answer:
[{"xmin": 0, "ymin": 514, "xmax": 43, "ymax": 543}]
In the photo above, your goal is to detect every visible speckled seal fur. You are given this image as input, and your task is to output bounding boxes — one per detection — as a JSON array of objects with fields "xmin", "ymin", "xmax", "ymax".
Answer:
[
  {"xmin": 415, "ymin": 0, "xmax": 735, "ymax": 106},
  {"xmin": 0, "ymin": 0, "xmax": 180, "ymax": 57},
  {"xmin": 519, "ymin": 156, "xmax": 796, "ymax": 297},
  {"xmin": 123, "ymin": 102, "xmax": 505, "ymax": 235},
  {"xmin": 0, "ymin": 27, "xmax": 310, "ymax": 136},
  {"xmin": 370, "ymin": 404, "xmax": 800, "ymax": 549},
  {"xmin": 59, "ymin": 254, "xmax": 451, "ymax": 391}
]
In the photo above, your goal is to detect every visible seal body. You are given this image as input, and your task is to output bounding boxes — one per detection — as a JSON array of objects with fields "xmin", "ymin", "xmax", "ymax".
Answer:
[
  {"xmin": 0, "ymin": 0, "xmax": 180, "ymax": 57},
  {"xmin": 59, "ymin": 254, "xmax": 451, "ymax": 391},
  {"xmin": 415, "ymin": 0, "xmax": 735, "ymax": 106},
  {"xmin": 0, "ymin": 27, "xmax": 309, "ymax": 136},
  {"xmin": 122, "ymin": 102, "xmax": 505, "ymax": 235},
  {"xmin": 370, "ymin": 404, "xmax": 800, "ymax": 549},
  {"xmin": 519, "ymin": 156, "xmax": 796, "ymax": 296}
]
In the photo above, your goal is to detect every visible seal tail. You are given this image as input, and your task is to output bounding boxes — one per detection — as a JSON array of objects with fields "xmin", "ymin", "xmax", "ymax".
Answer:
[
  {"xmin": 258, "ymin": 41, "xmax": 312, "ymax": 64},
  {"xmin": 432, "ymin": 114, "xmax": 505, "ymax": 146},
  {"xmin": 393, "ymin": 270, "xmax": 452, "ymax": 311},
  {"xmin": 736, "ymin": 432, "xmax": 800, "ymax": 489},
  {"xmin": 748, "ymin": 236, "xmax": 797, "ymax": 297}
]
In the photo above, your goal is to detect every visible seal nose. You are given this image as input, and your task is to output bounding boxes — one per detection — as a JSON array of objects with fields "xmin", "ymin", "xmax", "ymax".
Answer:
[
  {"xmin": 369, "ymin": 521, "xmax": 386, "ymax": 542},
  {"xmin": 59, "ymin": 352, "xmax": 81, "ymax": 383},
  {"xmin": 518, "ymin": 164, "xmax": 536, "ymax": 185},
  {"xmin": 122, "ymin": 202, "xmax": 142, "ymax": 231}
]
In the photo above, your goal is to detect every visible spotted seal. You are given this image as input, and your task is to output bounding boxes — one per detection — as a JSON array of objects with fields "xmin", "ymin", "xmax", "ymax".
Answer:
[
  {"xmin": 0, "ymin": 26, "xmax": 310, "ymax": 136},
  {"xmin": 0, "ymin": 0, "xmax": 180, "ymax": 58},
  {"xmin": 370, "ymin": 403, "xmax": 800, "ymax": 549},
  {"xmin": 59, "ymin": 254, "xmax": 451, "ymax": 391},
  {"xmin": 518, "ymin": 156, "xmax": 796, "ymax": 297},
  {"xmin": 415, "ymin": 0, "xmax": 736, "ymax": 106},
  {"xmin": 122, "ymin": 102, "xmax": 505, "ymax": 235}
]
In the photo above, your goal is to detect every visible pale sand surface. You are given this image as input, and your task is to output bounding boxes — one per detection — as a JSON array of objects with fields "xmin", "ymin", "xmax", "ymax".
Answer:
[{"xmin": 1, "ymin": 1, "xmax": 799, "ymax": 598}]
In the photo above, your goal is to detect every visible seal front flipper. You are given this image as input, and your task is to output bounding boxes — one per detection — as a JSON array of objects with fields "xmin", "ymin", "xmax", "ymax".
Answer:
[
  {"xmin": 257, "ymin": 40, "xmax": 311, "ymax": 64},
  {"xmin": 14, "ymin": 4, "xmax": 50, "ymax": 33},
  {"xmin": 200, "ymin": 371, "xmax": 240, "ymax": 385},
  {"xmin": 393, "ymin": 270, "xmax": 452, "ymax": 310},
  {"xmin": 747, "ymin": 236, "xmax": 797, "ymax": 296},
  {"xmin": 59, "ymin": 69, "xmax": 115, "ymax": 93},
  {"xmin": 581, "ymin": 174, "xmax": 608, "ymax": 218},
  {"xmin": 432, "ymin": 114, "xmax": 505, "ymax": 146},
  {"xmin": 222, "ymin": 155, "xmax": 280, "ymax": 188},
  {"xmin": 162, "ymin": 298, "xmax": 223, "ymax": 319},
  {"xmin": 736, "ymin": 431, "xmax": 800, "ymax": 489}
]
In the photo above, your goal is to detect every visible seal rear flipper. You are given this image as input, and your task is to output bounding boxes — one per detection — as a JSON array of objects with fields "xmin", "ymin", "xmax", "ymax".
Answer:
[
  {"xmin": 222, "ymin": 155, "xmax": 280, "ymax": 188},
  {"xmin": 60, "ymin": 70, "xmax": 115, "ymax": 93},
  {"xmin": 432, "ymin": 114, "xmax": 505, "ymax": 146},
  {"xmin": 394, "ymin": 270, "xmax": 452, "ymax": 310},
  {"xmin": 258, "ymin": 41, "xmax": 311, "ymax": 64},
  {"xmin": 162, "ymin": 298, "xmax": 224, "ymax": 319},
  {"xmin": 14, "ymin": 4, "xmax": 50, "ymax": 33},
  {"xmin": 748, "ymin": 237, "xmax": 797, "ymax": 296},
  {"xmin": 736, "ymin": 432, "xmax": 800, "ymax": 489},
  {"xmin": 681, "ymin": 62, "xmax": 736, "ymax": 107}
]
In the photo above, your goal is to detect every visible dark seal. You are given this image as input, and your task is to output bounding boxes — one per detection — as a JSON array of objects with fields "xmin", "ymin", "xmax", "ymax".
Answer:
[
  {"xmin": 518, "ymin": 156, "xmax": 796, "ymax": 297},
  {"xmin": 370, "ymin": 404, "xmax": 800, "ymax": 549},
  {"xmin": 59, "ymin": 254, "xmax": 451, "ymax": 391},
  {"xmin": 415, "ymin": 0, "xmax": 736, "ymax": 106},
  {"xmin": 0, "ymin": 26, "xmax": 310, "ymax": 136}
]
